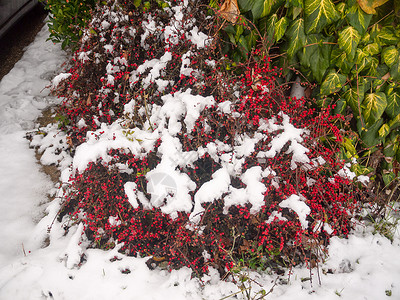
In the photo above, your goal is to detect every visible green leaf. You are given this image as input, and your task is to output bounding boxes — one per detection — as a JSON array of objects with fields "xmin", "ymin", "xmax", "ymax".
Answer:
[
  {"xmin": 343, "ymin": 83, "xmax": 365, "ymax": 115},
  {"xmin": 346, "ymin": 3, "xmax": 372, "ymax": 35},
  {"xmin": 285, "ymin": 18, "xmax": 306, "ymax": 58},
  {"xmin": 304, "ymin": 0, "xmax": 340, "ymax": 33},
  {"xmin": 385, "ymin": 90, "xmax": 400, "ymax": 119},
  {"xmin": 383, "ymin": 140, "xmax": 399, "ymax": 157},
  {"xmin": 263, "ymin": 14, "xmax": 277, "ymax": 42},
  {"xmin": 274, "ymin": 17, "xmax": 289, "ymax": 42},
  {"xmin": 133, "ymin": 0, "xmax": 141, "ymax": 7},
  {"xmin": 390, "ymin": 59, "xmax": 400, "ymax": 80},
  {"xmin": 373, "ymin": 27, "xmax": 399, "ymax": 46},
  {"xmin": 363, "ymin": 42, "xmax": 380, "ymax": 56},
  {"xmin": 320, "ymin": 70, "xmax": 347, "ymax": 95},
  {"xmin": 343, "ymin": 137, "xmax": 357, "ymax": 156},
  {"xmin": 381, "ymin": 46, "xmax": 399, "ymax": 67},
  {"xmin": 378, "ymin": 123, "xmax": 390, "ymax": 138},
  {"xmin": 300, "ymin": 35, "xmax": 332, "ymax": 82},
  {"xmin": 331, "ymin": 48, "xmax": 354, "ymax": 73},
  {"xmin": 366, "ymin": 57, "xmax": 379, "ymax": 76},
  {"xmin": 389, "ymin": 114, "xmax": 400, "ymax": 130},
  {"xmin": 362, "ymin": 92, "xmax": 387, "ymax": 126},
  {"xmin": 338, "ymin": 26, "xmax": 361, "ymax": 61},
  {"xmin": 358, "ymin": 118, "xmax": 384, "ymax": 147}
]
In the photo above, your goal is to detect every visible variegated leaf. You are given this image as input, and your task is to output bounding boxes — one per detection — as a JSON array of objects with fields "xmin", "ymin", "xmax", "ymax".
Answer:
[
  {"xmin": 320, "ymin": 70, "xmax": 347, "ymax": 95},
  {"xmin": 385, "ymin": 90, "xmax": 400, "ymax": 119},
  {"xmin": 343, "ymin": 83, "xmax": 365, "ymax": 115},
  {"xmin": 304, "ymin": 0, "xmax": 340, "ymax": 34},
  {"xmin": 274, "ymin": 17, "xmax": 289, "ymax": 42},
  {"xmin": 381, "ymin": 46, "xmax": 399, "ymax": 67},
  {"xmin": 362, "ymin": 92, "xmax": 387, "ymax": 126},
  {"xmin": 286, "ymin": 18, "xmax": 306, "ymax": 58},
  {"xmin": 363, "ymin": 43, "xmax": 380, "ymax": 56},
  {"xmin": 338, "ymin": 26, "xmax": 361, "ymax": 61},
  {"xmin": 346, "ymin": 3, "xmax": 372, "ymax": 34}
]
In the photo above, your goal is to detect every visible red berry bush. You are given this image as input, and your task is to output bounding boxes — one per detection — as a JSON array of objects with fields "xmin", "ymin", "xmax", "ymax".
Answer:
[{"xmin": 52, "ymin": 0, "xmax": 367, "ymax": 278}]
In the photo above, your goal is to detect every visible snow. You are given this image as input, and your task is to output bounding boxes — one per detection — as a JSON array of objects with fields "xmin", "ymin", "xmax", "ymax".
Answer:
[{"xmin": 0, "ymin": 12, "xmax": 399, "ymax": 300}]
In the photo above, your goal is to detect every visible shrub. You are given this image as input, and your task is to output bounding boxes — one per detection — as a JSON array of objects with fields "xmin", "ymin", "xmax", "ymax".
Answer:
[
  {"xmin": 52, "ymin": 0, "xmax": 367, "ymax": 278},
  {"xmin": 42, "ymin": 0, "xmax": 99, "ymax": 49}
]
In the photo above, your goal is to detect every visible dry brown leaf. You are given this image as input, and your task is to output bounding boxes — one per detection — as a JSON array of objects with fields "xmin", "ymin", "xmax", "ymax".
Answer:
[
  {"xmin": 219, "ymin": 0, "xmax": 240, "ymax": 23},
  {"xmin": 357, "ymin": 0, "xmax": 390, "ymax": 14},
  {"xmin": 86, "ymin": 94, "xmax": 92, "ymax": 106}
]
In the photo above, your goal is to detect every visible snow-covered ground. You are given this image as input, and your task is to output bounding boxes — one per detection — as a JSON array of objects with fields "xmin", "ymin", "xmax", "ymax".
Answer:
[{"xmin": 0, "ymin": 20, "xmax": 399, "ymax": 300}]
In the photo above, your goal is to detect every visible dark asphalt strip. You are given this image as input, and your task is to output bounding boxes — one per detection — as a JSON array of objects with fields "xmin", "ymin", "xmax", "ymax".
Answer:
[{"xmin": 0, "ymin": 4, "xmax": 47, "ymax": 81}]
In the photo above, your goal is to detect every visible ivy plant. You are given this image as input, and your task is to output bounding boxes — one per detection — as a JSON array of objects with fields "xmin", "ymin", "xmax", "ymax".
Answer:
[
  {"xmin": 222, "ymin": 0, "xmax": 400, "ymax": 185},
  {"xmin": 41, "ymin": 0, "xmax": 100, "ymax": 49}
]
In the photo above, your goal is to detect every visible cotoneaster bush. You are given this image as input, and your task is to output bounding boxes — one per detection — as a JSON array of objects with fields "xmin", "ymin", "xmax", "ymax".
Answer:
[{"xmin": 52, "ymin": 0, "xmax": 367, "ymax": 278}]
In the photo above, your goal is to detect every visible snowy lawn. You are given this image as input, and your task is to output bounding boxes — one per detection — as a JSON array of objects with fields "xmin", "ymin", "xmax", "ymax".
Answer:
[{"xmin": 0, "ymin": 15, "xmax": 399, "ymax": 300}]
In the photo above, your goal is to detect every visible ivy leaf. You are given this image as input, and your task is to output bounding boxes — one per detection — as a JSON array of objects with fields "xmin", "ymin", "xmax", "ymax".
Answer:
[
  {"xmin": 358, "ymin": 119, "xmax": 383, "ymax": 147},
  {"xmin": 285, "ymin": 18, "xmax": 306, "ymax": 59},
  {"xmin": 390, "ymin": 59, "xmax": 400, "ymax": 81},
  {"xmin": 264, "ymin": 14, "xmax": 278, "ymax": 42},
  {"xmin": 301, "ymin": 35, "xmax": 332, "ymax": 82},
  {"xmin": 274, "ymin": 17, "xmax": 289, "ymax": 42},
  {"xmin": 372, "ymin": 27, "xmax": 398, "ymax": 46},
  {"xmin": 304, "ymin": 0, "xmax": 340, "ymax": 34},
  {"xmin": 381, "ymin": 46, "xmax": 399, "ymax": 67},
  {"xmin": 261, "ymin": 0, "xmax": 285, "ymax": 18},
  {"xmin": 320, "ymin": 70, "xmax": 347, "ymax": 95},
  {"xmin": 357, "ymin": 0, "xmax": 390, "ymax": 15},
  {"xmin": 378, "ymin": 123, "xmax": 390, "ymax": 138},
  {"xmin": 362, "ymin": 92, "xmax": 387, "ymax": 126},
  {"xmin": 363, "ymin": 42, "xmax": 380, "ymax": 56},
  {"xmin": 366, "ymin": 57, "xmax": 379, "ymax": 77},
  {"xmin": 343, "ymin": 82, "xmax": 365, "ymax": 115},
  {"xmin": 331, "ymin": 48, "xmax": 354, "ymax": 73},
  {"xmin": 385, "ymin": 89, "xmax": 400, "ymax": 119},
  {"xmin": 338, "ymin": 26, "xmax": 361, "ymax": 61},
  {"xmin": 346, "ymin": 3, "xmax": 372, "ymax": 35}
]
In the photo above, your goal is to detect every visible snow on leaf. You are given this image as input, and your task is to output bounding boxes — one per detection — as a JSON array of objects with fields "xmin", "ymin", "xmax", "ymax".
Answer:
[{"xmin": 279, "ymin": 194, "xmax": 310, "ymax": 229}]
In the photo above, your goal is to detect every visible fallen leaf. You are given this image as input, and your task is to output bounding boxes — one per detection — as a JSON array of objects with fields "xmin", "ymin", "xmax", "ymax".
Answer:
[
  {"xmin": 219, "ymin": 0, "xmax": 240, "ymax": 23},
  {"xmin": 357, "ymin": 0, "xmax": 390, "ymax": 14}
]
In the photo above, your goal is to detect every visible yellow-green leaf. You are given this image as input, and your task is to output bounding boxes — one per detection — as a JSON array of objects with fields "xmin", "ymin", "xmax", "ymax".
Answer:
[
  {"xmin": 320, "ymin": 70, "xmax": 347, "ymax": 95},
  {"xmin": 331, "ymin": 48, "xmax": 354, "ymax": 73},
  {"xmin": 346, "ymin": 3, "xmax": 372, "ymax": 34},
  {"xmin": 362, "ymin": 92, "xmax": 387, "ymax": 126},
  {"xmin": 378, "ymin": 123, "xmax": 390, "ymax": 138},
  {"xmin": 304, "ymin": 0, "xmax": 340, "ymax": 34},
  {"xmin": 373, "ymin": 27, "xmax": 399, "ymax": 46},
  {"xmin": 381, "ymin": 46, "xmax": 399, "ymax": 67},
  {"xmin": 286, "ymin": 18, "xmax": 306, "ymax": 58},
  {"xmin": 357, "ymin": 0, "xmax": 390, "ymax": 14},
  {"xmin": 363, "ymin": 43, "xmax": 380, "ymax": 56},
  {"xmin": 343, "ymin": 83, "xmax": 365, "ymax": 115},
  {"xmin": 338, "ymin": 26, "xmax": 361, "ymax": 61},
  {"xmin": 274, "ymin": 17, "xmax": 289, "ymax": 42},
  {"xmin": 343, "ymin": 137, "xmax": 357, "ymax": 157},
  {"xmin": 385, "ymin": 89, "xmax": 400, "ymax": 119}
]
